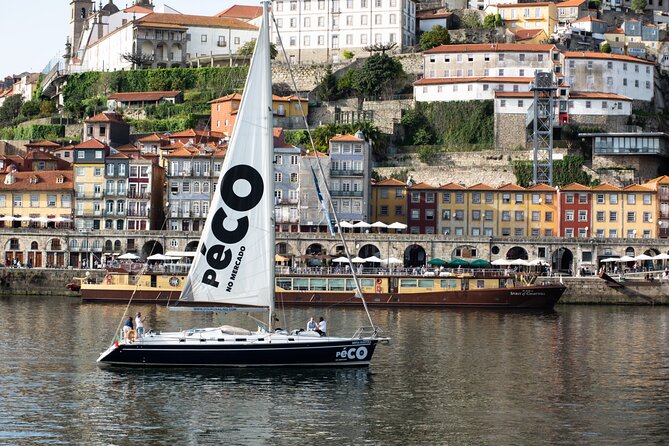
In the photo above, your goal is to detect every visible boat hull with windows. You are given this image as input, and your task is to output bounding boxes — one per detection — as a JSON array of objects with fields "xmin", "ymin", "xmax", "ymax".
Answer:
[{"xmin": 81, "ymin": 270, "xmax": 565, "ymax": 309}]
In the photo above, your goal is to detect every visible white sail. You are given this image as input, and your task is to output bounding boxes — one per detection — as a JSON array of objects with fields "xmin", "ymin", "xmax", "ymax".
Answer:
[{"xmin": 180, "ymin": 4, "xmax": 274, "ymax": 313}]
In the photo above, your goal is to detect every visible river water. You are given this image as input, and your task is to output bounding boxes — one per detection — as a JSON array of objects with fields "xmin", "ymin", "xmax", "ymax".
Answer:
[{"xmin": 1, "ymin": 295, "xmax": 669, "ymax": 445}]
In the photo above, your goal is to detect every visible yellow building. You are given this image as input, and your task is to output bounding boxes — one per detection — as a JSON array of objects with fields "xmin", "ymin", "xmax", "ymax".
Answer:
[
  {"xmin": 527, "ymin": 183, "xmax": 558, "ymax": 237},
  {"xmin": 437, "ymin": 182, "xmax": 468, "ymax": 236},
  {"xmin": 370, "ymin": 178, "xmax": 406, "ymax": 225},
  {"xmin": 466, "ymin": 183, "xmax": 497, "ymax": 237},
  {"xmin": 72, "ymin": 138, "xmax": 109, "ymax": 230},
  {"xmin": 641, "ymin": 175, "xmax": 669, "ymax": 238},
  {"xmin": 590, "ymin": 183, "xmax": 623, "ymax": 239},
  {"xmin": 620, "ymin": 184, "xmax": 655, "ymax": 239},
  {"xmin": 496, "ymin": 183, "xmax": 529, "ymax": 237},
  {"xmin": 495, "ymin": 2, "xmax": 558, "ymax": 38},
  {"xmin": 0, "ymin": 170, "xmax": 73, "ymax": 267}
]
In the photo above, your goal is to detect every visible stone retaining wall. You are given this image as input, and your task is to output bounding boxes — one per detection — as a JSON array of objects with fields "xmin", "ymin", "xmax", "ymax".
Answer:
[{"xmin": 0, "ymin": 268, "xmax": 105, "ymax": 296}]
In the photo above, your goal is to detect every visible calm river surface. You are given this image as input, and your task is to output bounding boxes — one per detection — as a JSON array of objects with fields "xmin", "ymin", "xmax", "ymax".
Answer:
[{"xmin": 1, "ymin": 295, "xmax": 669, "ymax": 445}]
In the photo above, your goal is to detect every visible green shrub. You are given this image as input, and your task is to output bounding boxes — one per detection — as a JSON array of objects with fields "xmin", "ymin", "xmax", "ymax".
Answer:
[{"xmin": 0, "ymin": 124, "xmax": 65, "ymax": 140}]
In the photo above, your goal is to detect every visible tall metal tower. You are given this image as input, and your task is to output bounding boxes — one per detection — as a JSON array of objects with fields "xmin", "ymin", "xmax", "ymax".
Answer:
[{"xmin": 531, "ymin": 71, "xmax": 557, "ymax": 185}]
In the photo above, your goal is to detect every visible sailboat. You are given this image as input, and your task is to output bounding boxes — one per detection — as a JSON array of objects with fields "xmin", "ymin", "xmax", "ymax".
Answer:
[{"xmin": 96, "ymin": 2, "xmax": 388, "ymax": 367}]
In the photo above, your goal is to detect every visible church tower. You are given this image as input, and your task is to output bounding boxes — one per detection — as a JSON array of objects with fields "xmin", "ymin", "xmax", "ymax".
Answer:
[{"xmin": 69, "ymin": 0, "xmax": 94, "ymax": 59}]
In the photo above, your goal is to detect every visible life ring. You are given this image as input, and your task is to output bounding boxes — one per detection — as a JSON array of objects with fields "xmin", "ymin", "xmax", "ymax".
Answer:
[
  {"xmin": 105, "ymin": 275, "xmax": 112, "ymax": 285},
  {"xmin": 126, "ymin": 329, "xmax": 137, "ymax": 342},
  {"xmin": 375, "ymin": 278, "xmax": 382, "ymax": 285}
]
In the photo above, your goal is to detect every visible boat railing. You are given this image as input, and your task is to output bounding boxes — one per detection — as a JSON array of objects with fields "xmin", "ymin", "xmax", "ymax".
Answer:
[
  {"xmin": 273, "ymin": 266, "xmax": 522, "ymax": 278},
  {"xmin": 352, "ymin": 325, "xmax": 385, "ymax": 339}
]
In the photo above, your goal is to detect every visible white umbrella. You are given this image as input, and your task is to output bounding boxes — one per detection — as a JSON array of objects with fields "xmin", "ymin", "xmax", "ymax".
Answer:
[
  {"xmin": 634, "ymin": 254, "xmax": 654, "ymax": 261},
  {"xmin": 51, "ymin": 216, "xmax": 72, "ymax": 222},
  {"xmin": 388, "ymin": 222, "xmax": 407, "ymax": 230},
  {"xmin": 118, "ymin": 253, "xmax": 140, "ymax": 260},
  {"xmin": 528, "ymin": 259, "xmax": 546, "ymax": 265},
  {"xmin": 147, "ymin": 253, "xmax": 179, "ymax": 261},
  {"xmin": 353, "ymin": 221, "xmax": 371, "ymax": 228},
  {"xmin": 337, "ymin": 221, "xmax": 354, "ymax": 228},
  {"xmin": 600, "ymin": 257, "xmax": 620, "ymax": 263},
  {"xmin": 0, "ymin": 216, "xmax": 15, "ymax": 221},
  {"xmin": 652, "ymin": 253, "xmax": 669, "ymax": 260},
  {"xmin": 509, "ymin": 258, "xmax": 529, "ymax": 266},
  {"xmin": 16, "ymin": 216, "xmax": 32, "ymax": 222},
  {"xmin": 370, "ymin": 221, "xmax": 388, "ymax": 228},
  {"xmin": 33, "ymin": 217, "xmax": 50, "ymax": 223},
  {"xmin": 491, "ymin": 259, "xmax": 511, "ymax": 266},
  {"xmin": 351, "ymin": 256, "xmax": 367, "ymax": 263},
  {"xmin": 332, "ymin": 256, "xmax": 350, "ymax": 263},
  {"xmin": 618, "ymin": 256, "xmax": 635, "ymax": 262},
  {"xmin": 364, "ymin": 256, "xmax": 382, "ymax": 263},
  {"xmin": 381, "ymin": 257, "xmax": 403, "ymax": 265}
]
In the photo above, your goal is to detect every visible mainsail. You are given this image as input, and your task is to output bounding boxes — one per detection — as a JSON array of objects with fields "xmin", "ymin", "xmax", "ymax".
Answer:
[{"xmin": 179, "ymin": 5, "xmax": 274, "ymax": 314}]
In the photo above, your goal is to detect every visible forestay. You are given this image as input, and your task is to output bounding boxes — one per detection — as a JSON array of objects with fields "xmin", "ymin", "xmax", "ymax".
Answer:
[{"xmin": 179, "ymin": 8, "xmax": 274, "ymax": 314}]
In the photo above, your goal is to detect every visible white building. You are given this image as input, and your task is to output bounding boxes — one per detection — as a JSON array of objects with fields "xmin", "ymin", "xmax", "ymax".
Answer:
[
  {"xmin": 563, "ymin": 52, "xmax": 654, "ymax": 103},
  {"xmin": 270, "ymin": 0, "xmax": 417, "ymax": 64},
  {"xmin": 414, "ymin": 43, "xmax": 560, "ymax": 102},
  {"xmin": 68, "ymin": 1, "xmax": 257, "ymax": 72},
  {"xmin": 494, "ymin": 91, "xmax": 632, "ymax": 117}
]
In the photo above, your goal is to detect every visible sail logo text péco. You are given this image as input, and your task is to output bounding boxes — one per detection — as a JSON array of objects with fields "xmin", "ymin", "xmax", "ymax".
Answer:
[
  {"xmin": 336, "ymin": 346, "xmax": 369, "ymax": 361},
  {"xmin": 200, "ymin": 164, "xmax": 264, "ymax": 290}
]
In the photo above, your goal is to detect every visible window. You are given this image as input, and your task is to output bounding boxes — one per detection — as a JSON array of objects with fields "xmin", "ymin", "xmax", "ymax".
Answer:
[
  {"xmin": 578, "ymin": 210, "xmax": 587, "ymax": 221},
  {"xmin": 565, "ymin": 210, "xmax": 574, "ymax": 221},
  {"xmin": 201, "ymin": 34, "xmax": 207, "ymax": 42},
  {"xmin": 627, "ymin": 194, "xmax": 636, "ymax": 204},
  {"xmin": 609, "ymin": 211, "xmax": 617, "ymax": 222},
  {"xmin": 627, "ymin": 211, "xmax": 636, "ymax": 222},
  {"xmin": 565, "ymin": 194, "xmax": 574, "ymax": 204}
]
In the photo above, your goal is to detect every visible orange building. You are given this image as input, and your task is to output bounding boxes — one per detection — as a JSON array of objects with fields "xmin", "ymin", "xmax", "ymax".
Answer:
[{"xmin": 370, "ymin": 178, "xmax": 407, "ymax": 225}]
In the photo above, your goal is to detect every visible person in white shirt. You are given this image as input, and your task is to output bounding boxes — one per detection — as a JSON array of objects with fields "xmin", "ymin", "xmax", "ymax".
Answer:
[
  {"xmin": 315, "ymin": 317, "xmax": 326, "ymax": 336},
  {"xmin": 135, "ymin": 312, "xmax": 146, "ymax": 338}
]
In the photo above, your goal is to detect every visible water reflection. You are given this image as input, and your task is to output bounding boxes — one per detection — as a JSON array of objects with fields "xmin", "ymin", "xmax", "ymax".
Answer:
[{"xmin": 1, "ymin": 296, "xmax": 669, "ymax": 445}]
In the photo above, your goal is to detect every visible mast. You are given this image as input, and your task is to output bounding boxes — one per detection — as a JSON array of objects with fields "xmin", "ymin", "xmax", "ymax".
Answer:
[{"xmin": 261, "ymin": 2, "xmax": 276, "ymax": 329}]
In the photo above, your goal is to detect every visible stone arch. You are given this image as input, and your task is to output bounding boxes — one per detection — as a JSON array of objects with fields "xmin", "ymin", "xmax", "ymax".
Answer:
[
  {"xmin": 46, "ymin": 238, "xmax": 65, "ymax": 251},
  {"xmin": 506, "ymin": 246, "xmax": 528, "ymax": 260},
  {"xmin": 276, "ymin": 242, "xmax": 290, "ymax": 256},
  {"xmin": 155, "ymin": 42, "xmax": 167, "ymax": 62},
  {"xmin": 104, "ymin": 240, "xmax": 113, "ymax": 252},
  {"xmin": 331, "ymin": 244, "xmax": 346, "ymax": 256},
  {"xmin": 114, "ymin": 240, "xmax": 122, "ymax": 251},
  {"xmin": 404, "ymin": 244, "xmax": 427, "ymax": 267},
  {"xmin": 552, "ymin": 248, "xmax": 573, "ymax": 274},
  {"xmin": 141, "ymin": 41, "xmax": 154, "ymax": 58},
  {"xmin": 357, "ymin": 243, "xmax": 380, "ymax": 258},
  {"xmin": 305, "ymin": 243, "xmax": 324, "ymax": 255},
  {"xmin": 625, "ymin": 246, "xmax": 635, "ymax": 257},
  {"xmin": 141, "ymin": 240, "xmax": 164, "ymax": 259},
  {"xmin": 30, "ymin": 241, "xmax": 38, "ymax": 250},
  {"xmin": 452, "ymin": 245, "xmax": 479, "ymax": 259},
  {"xmin": 185, "ymin": 241, "xmax": 198, "ymax": 252}
]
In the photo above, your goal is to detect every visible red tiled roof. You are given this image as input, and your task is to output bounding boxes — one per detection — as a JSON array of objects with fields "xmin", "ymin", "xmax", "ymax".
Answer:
[
  {"xmin": 622, "ymin": 184, "xmax": 652, "ymax": 192},
  {"xmin": 497, "ymin": 183, "xmax": 526, "ymax": 191},
  {"xmin": 373, "ymin": 178, "xmax": 406, "ymax": 187},
  {"xmin": 123, "ymin": 5, "xmax": 153, "ymax": 14},
  {"xmin": 0, "ymin": 170, "xmax": 73, "ymax": 191},
  {"xmin": 25, "ymin": 139, "xmax": 61, "ymax": 148},
  {"xmin": 408, "ymin": 181, "xmax": 437, "ymax": 190},
  {"xmin": 568, "ymin": 92, "xmax": 631, "ymax": 100},
  {"xmin": 424, "ymin": 43, "xmax": 557, "ymax": 54},
  {"xmin": 590, "ymin": 182, "xmax": 621, "ymax": 191},
  {"xmin": 438, "ymin": 182, "xmax": 466, "ymax": 190},
  {"xmin": 137, "ymin": 12, "xmax": 257, "ymax": 31},
  {"xmin": 415, "ymin": 76, "xmax": 533, "ymax": 86},
  {"xmin": 557, "ymin": 0, "xmax": 587, "ymax": 7},
  {"xmin": 137, "ymin": 133, "xmax": 169, "ymax": 143},
  {"xmin": 563, "ymin": 51, "xmax": 655, "ymax": 65},
  {"xmin": 85, "ymin": 112, "xmax": 127, "ymax": 124},
  {"xmin": 416, "ymin": 9, "xmax": 452, "ymax": 19},
  {"xmin": 467, "ymin": 183, "xmax": 496, "ymax": 191},
  {"xmin": 169, "ymin": 129, "xmax": 226, "ymax": 139},
  {"xmin": 108, "ymin": 91, "xmax": 181, "ymax": 102},
  {"xmin": 527, "ymin": 183, "xmax": 557, "ymax": 192},
  {"xmin": 209, "ymin": 93, "xmax": 307, "ymax": 104},
  {"xmin": 216, "ymin": 5, "xmax": 263, "ymax": 19},
  {"xmin": 331, "ymin": 134, "xmax": 364, "ymax": 142},
  {"xmin": 75, "ymin": 138, "xmax": 108, "ymax": 149},
  {"xmin": 514, "ymin": 29, "xmax": 546, "ymax": 41},
  {"xmin": 560, "ymin": 182, "xmax": 590, "ymax": 191}
]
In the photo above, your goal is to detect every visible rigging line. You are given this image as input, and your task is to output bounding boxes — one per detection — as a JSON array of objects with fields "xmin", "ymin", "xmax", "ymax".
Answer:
[{"xmin": 270, "ymin": 10, "xmax": 377, "ymax": 335}]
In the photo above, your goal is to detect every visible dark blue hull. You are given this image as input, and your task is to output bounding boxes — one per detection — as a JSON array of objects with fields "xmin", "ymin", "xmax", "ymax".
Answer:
[{"xmin": 98, "ymin": 338, "xmax": 381, "ymax": 367}]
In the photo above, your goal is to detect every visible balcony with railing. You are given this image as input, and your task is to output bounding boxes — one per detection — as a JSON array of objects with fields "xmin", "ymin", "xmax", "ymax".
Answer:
[
  {"xmin": 330, "ymin": 190, "xmax": 364, "ymax": 197},
  {"xmin": 126, "ymin": 209, "xmax": 149, "ymax": 217},
  {"xmin": 128, "ymin": 192, "xmax": 151, "ymax": 200},
  {"xmin": 330, "ymin": 169, "xmax": 364, "ymax": 176}
]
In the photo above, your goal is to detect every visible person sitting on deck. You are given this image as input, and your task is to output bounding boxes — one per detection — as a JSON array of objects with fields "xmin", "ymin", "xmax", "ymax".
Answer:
[{"xmin": 314, "ymin": 317, "xmax": 327, "ymax": 337}]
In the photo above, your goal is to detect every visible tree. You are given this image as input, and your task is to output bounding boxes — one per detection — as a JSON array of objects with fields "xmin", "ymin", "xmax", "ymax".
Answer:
[
  {"xmin": 236, "ymin": 39, "xmax": 278, "ymax": 59},
  {"xmin": 483, "ymin": 14, "xmax": 503, "ymax": 28},
  {"xmin": 314, "ymin": 67, "xmax": 340, "ymax": 101},
  {"xmin": 419, "ymin": 25, "xmax": 451, "ymax": 51},
  {"xmin": 363, "ymin": 42, "xmax": 398, "ymax": 54},
  {"xmin": 631, "ymin": 0, "xmax": 647, "ymax": 12},
  {"xmin": 121, "ymin": 51, "xmax": 154, "ymax": 68},
  {"xmin": 351, "ymin": 53, "xmax": 404, "ymax": 101},
  {"xmin": 20, "ymin": 99, "xmax": 41, "ymax": 118},
  {"xmin": 0, "ymin": 94, "xmax": 23, "ymax": 124},
  {"xmin": 600, "ymin": 42, "xmax": 611, "ymax": 53},
  {"xmin": 460, "ymin": 11, "xmax": 482, "ymax": 28}
]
